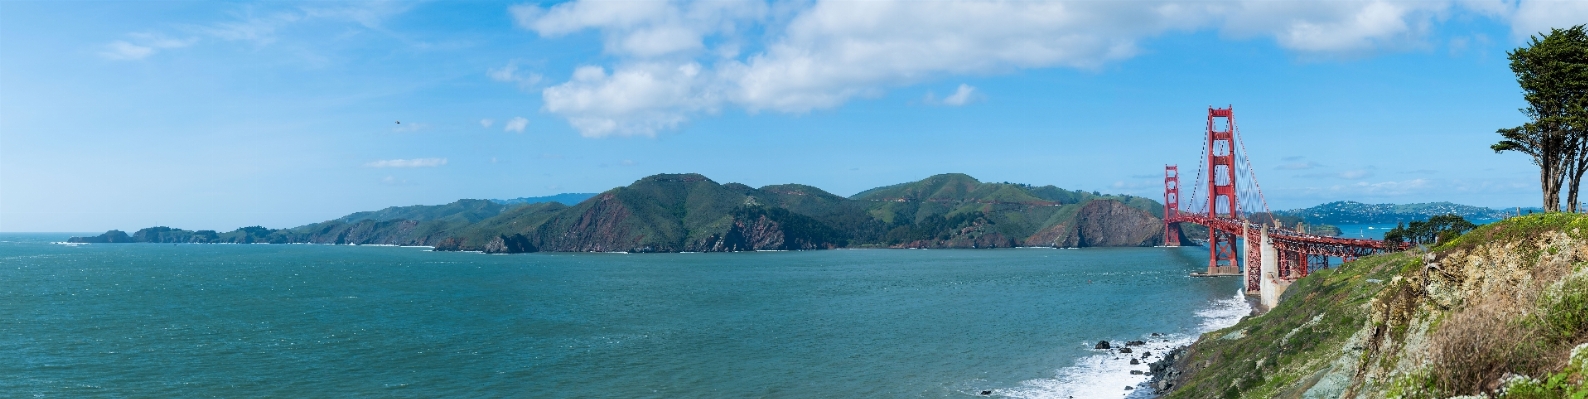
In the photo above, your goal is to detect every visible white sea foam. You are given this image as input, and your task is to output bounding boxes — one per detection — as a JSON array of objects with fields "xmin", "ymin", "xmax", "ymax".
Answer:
[
  {"xmin": 1195, "ymin": 290, "xmax": 1254, "ymax": 332},
  {"xmin": 992, "ymin": 290, "xmax": 1252, "ymax": 399}
]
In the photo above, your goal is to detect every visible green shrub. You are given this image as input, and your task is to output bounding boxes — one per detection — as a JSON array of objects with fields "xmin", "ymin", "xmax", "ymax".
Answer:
[{"xmin": 1537, "ymin": 273, "xmax": 1588, "ymax": 344}]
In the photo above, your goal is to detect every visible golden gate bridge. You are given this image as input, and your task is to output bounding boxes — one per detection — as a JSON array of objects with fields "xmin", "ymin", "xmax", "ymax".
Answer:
[{"xmin": 1162, "ymin": 106, "xmax": 1405, "ymax": 307}]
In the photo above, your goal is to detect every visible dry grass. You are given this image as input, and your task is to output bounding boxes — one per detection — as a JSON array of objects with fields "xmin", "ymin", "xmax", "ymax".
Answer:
[
  {"xmin": 1428, "ymin": 230, "xmax": 1587, "ymax": 395},
  {"xmin": 1429, "ymin": 298, "xmax": 1548, "ymax": 393}
]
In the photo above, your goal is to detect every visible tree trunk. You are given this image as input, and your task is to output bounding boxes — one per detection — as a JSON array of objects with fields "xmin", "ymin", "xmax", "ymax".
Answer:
[
  {"xmin": 1543, "ymin": 169, "xmax": 1560, "ymax": 212},
  {"xmin": 1569, "ymin": 132, "xmax": 1588, "ymax": 213},
  {"xmin": 1541, "ymin": 147, "xmax": 1563, "ymax": 212},
  {"xmin": 1569, "ymin": 161, "xmax": 1587, "ymax": 212}
]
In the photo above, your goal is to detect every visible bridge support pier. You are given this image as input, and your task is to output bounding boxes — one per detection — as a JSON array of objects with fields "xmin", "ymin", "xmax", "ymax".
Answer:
[
  {"xmin": 1258, "ymin": 226, "xmax": 1292, "ymax": 309},
  {"xmin": 1244, "ymin": 222, "xmax": 1257, "ymax": 294}
]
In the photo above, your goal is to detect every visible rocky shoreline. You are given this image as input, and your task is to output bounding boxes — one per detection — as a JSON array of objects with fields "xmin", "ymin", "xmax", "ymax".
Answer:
[{"xmin": 1145, "ymin": 346, "xmax": 1187, "ymax": 395}]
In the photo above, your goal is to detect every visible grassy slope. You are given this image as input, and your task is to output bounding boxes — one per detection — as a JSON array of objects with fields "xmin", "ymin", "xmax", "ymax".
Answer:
[
  {"xmin": 852, "ymin": 173, "xmax": 1162, "ymax": 245},
  {"xmin": 335, "ymin": 199, "xmax": 514, "ymax": 224},
  {"xmin": 1165, "ymin": 252, "xmax": 1417, "ymax": 399},
  {"xmin": 1165, "ymin": 213, "xmax": 1588, "ymax": 399}
]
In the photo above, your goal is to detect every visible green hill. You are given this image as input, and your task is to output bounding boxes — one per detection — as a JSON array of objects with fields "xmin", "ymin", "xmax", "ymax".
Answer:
[
  {"xmin": 69, "ymin": 173, "xmax": 1175, "ymax": 252},
  {"xmin": 491, "ymin": 193, "xmax": 597, "ymax": 206},
  {"xmin": 335, "ymin": 199, "xmax": 512, "ymax": 224},
  {"xmin": 1275, "ymin": 201, "xmax": 1519, "ymax": 225}
]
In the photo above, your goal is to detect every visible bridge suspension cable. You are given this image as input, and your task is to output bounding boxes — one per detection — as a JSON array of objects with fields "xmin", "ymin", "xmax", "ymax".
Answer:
[
  {"xmin": 1233, "ymin": 122, "xmax": 1271, "ymax": 218},
  {"xmin": 1186, "ymin": 118, "xmax": 1209, "ymax": 216}
]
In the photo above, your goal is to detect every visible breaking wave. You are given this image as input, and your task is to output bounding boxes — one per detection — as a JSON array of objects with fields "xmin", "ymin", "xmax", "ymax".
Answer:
[{"xmin": 991, "ymin": 290, "xmax": 1251, "ymax": 399}]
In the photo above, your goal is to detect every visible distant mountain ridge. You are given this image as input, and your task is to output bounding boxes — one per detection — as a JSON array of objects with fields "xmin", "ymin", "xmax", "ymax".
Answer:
[
  {"xmin": 1274, "ymin": 201, "xmax": 1528, "ymax": 225},
  {"xmin": 491, "ymin": 193, "xmax": 597, "ymax": 206},
  {"xmin": 69, "ymin": 173, "xmax": 1179, "ymax": 252}
]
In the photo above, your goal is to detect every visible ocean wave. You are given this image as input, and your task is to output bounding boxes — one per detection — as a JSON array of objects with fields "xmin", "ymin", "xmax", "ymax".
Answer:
[{"xmin": 994, "ymin": 290, "xmax": 1252, "ymax": 398}]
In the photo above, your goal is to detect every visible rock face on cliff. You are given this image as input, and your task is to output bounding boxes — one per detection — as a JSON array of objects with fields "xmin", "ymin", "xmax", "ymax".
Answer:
[
  {"xmin": 71, "ymin": 172, "xmax": 1171, "ymax": 253},
  {"xmin": 482, "ymin": 234, "xmax": 535, "ymax": 253},
  {"xmin": 1158, "ymin": 213, "xmax": 1588, "ymax": 399},
  {"xmin": 1038, "ymin": 199, "xmax": 1164, "ymax": 247}
]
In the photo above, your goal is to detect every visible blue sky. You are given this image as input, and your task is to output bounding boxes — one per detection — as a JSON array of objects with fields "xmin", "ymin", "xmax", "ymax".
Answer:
[{"xmin": 3, "ymin": 1, "xmax": 1587, "ymax": 232}]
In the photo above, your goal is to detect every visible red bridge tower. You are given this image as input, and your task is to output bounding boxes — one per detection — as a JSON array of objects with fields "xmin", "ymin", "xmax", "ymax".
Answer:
[
  {"xmin": 1163, "ymin": 165, "xmax": 1181, "ymax": 247},
  {"xmin": 1204, "ymin": 107, "xmax": 1241, "ymax": 276}
]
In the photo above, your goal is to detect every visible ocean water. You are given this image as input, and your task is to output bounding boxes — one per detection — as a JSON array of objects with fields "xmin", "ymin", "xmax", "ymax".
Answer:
[{"xmin": 1, "ymin": 234, "xmax": 1247, "ymax": 398}]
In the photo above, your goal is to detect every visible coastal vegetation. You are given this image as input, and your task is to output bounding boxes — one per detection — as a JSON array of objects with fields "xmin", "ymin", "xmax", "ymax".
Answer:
[
  {"xmin": 1156, "ymin": 213, "xmax": 1588, "ymax": 398},
  {"xmin": 1491, "ymin": 25, "xmax": 1588, "ymax": 212},
  {"xmin": 1381, "ymin": 214, "xmax": 1478, "ymax": 246}
]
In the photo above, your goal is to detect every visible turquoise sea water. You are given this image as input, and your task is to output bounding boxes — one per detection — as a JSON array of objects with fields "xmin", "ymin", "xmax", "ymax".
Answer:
[{"xmin": 2, "ymin": 234, "xmax": 1247, "ymax": 398}]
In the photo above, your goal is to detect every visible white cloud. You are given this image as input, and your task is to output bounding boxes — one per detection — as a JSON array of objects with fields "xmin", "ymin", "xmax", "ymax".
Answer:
[
  {"xmin": 504, "ymin": 117, "xmax": 528, "ymax": 133},
  {"xmin": 1511, "ymin": 0, "xmax": 1588, "ymax": 39},
  {"xmin": 391, "ymin": 122, "xmax": 429, "ymax": 133},
  {"xmin": 300, "ymin": 2, "xmax": 411, "ymax": 30},
  {"xmin": 542, "ymin": 63, "xmax": 710, "ymax": 137},
  {"xmin": 517, "ymin": 0, "xmax": 1538, "ymax": 137},
  {"xmin": 488, "ymin": 64, "xmax": 544, "ymax": 89},
  {"xmin": 942, "ymin": 84, "xmax": 977, "ymax": 106},
  {"xmin": 365, "ymin": 158, "xmax": 447, "ymax": 168},
  {"xmin": 105, "ymin": 3, "xmax": 409, "ymax": 61},
  {"xmin": 99, "ymin": 34, "xmax": 196, "ymax": 60},
  {"xmin": 480, "ymin": 119, "xmax": 494, "ymax": 128},
  {"xmin": 101, "ymin": 41, "xmax": 154, "ymax": 60},
  {"xmin": 1339, "ymin": 178, "xmax": 1431, "ymax": 196},
  {"xmin": 512, "ymin": 1, "xmax": 766, "ymax": 58},
  {"xmin": 203, "ymin": 3, "xmax": 409, "ymax": 44},
  {"xmin": 201, "ymin": 12, "xmax": 302, "ymax": 45},
  {"xmin": 924, "ymin": 84, "xmax": 980, "ymax": 106},
  {"xmin": 1216, "ymin": 1, "xmax": 1450, "ymax": 54}
]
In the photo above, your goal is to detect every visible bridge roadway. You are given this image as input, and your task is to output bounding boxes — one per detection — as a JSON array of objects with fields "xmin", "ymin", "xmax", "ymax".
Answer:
[{"xmin": 1166, "ymin": 214, "xmax": 1397, "ymax": 259}]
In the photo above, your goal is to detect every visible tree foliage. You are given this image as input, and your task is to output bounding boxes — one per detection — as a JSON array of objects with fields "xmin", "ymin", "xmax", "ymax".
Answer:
[
  {"xmin": 1493, "ymin": 25, "xmax": 1588, "ymax": 212},
  {"xmin": 1383, "ymin": 214, "xmax": 1478, "ymax": 246}
]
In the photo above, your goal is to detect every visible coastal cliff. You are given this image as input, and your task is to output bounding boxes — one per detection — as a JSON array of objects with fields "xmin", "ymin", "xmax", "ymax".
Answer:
[
  {"xmin": 1154, "ymin": 213, "xmax": 1588, "ymax": 398},
  {"xmin": 69, "ymin": 173, "xmax": 1172, "ymax": 253}
]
